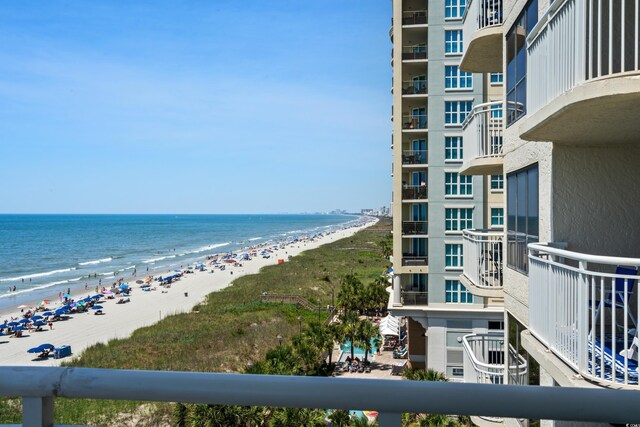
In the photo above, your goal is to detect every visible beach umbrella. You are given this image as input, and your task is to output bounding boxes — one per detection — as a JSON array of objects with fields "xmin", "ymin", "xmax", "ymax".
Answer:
[
  {"xmin": 82, "ymin": 297, "xmax": 92, "ymax": 303},
  {"xmin": 14, "ymin": 325, "xmax": 25, "ymax": 331},
  {"xmin": 27, "ymin": 343, "xmax": 54, "ymax": 353},
  {"xmin": 63, "ymin": 294, "xmax": 72, "ymax": 299},
  {"xmin": 91, "ymin": 295, "xmax": 101, "ymax": 299},
  {"xmin": 7, "ymin": 322, "xmax": 19, "ymax": 327},
  {"xmin": 54, "ymin": 309, "xmax": 68, "ymax": 315},
  {"xmin": 91, "ymin": 305, "xmax": 103, "ymax": 310},
  {"xmin": 38, "ymin": 300, "xmax": 51, "ymax": 306},
  {"xmin": 31, "ymin": 315, "xmax": 43, "ymax": 321},
  {"xmin": 43, "ymin": 311, "xmax": 54, "ymax": 316},
  {"xmin": 18, "ymin": 318, "xmax": 31, "ymax": 324},
  {"xmin": 33, "ymin": 321, "xmax": 46, "ymax": 327},
  {"xmin": 0, "ymin": 324, "xmax": 6, "ymax": 330}
]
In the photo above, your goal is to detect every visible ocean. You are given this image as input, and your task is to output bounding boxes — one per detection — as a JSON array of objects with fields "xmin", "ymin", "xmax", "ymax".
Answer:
[{"xmin": 0, "ymin": 214, "xmax": 361, "ymax": 310}]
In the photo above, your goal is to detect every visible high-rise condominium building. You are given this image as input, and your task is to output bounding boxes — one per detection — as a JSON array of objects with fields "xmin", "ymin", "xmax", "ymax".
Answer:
[{"xmin": 388, "ymin": 0, "xmax": 506, "ymax": 379}]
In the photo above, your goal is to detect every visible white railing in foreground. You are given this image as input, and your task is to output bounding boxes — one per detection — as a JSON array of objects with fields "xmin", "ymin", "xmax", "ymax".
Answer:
[
  {"xmin": 462, "ymin": 229, "xmax": 504, "ymax": 289},
  {"xmin": 461, "ymin": 102, "xmax": 503, "ymax": 163},
  {"xmin": 1, "ymin": 366, "xmax": 640, "ymax": 427},
  {"xmin": 462, "ymin": 0, "xmax": 503, "ymax": 53},
  {"xmin": 529, "ymin": 243, "xmax": 640, "ymax": 387},
  {"xmin": 527, "ymin": 0, "xmax": 640, "ymax": 117}
]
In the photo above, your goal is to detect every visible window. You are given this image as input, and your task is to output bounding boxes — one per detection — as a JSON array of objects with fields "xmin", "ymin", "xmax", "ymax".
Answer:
[
  {"xmin": 445, "ymin": 100, "xmax": 473, "ymax": 126},
  {"xmin": 445, "ymin": 244, "xmax": 463, "ymax": 269},
  {"xmin": 491, "ymin": 174, "xmax": 504, "ymax": 190},
  {"xmin": 445, "ymin": 136, "xmax": 463, "ymax": 161},
  {"xmin": 445, "ymin": 172, "xmax": 473, "ymax": 196},
  {"xmin": 506, "ymin": 0, "xmax": 538, "ymax": 126},
  {"xmin": 507, "ymin": 164, "xmax": 539, "ymax": 274},
  {"xmin": 490, "ymin": 103, "xmax": 503, "ymax": 119},
  {"xmin": 445, "ymin": 279, "xmax": 472, "ymax": 302},
  {"xmin": 491, "ymin": 208, "xmax": 504, "ymax": 227},
  {"xmin": 445, "ymin": 66, "xmax": 472, "ymax": 90},
  {"xmin": 490, "ymin": 72, "xmax": 504, "ymax": 85},
  {"xmin": 445, "ymin": 208, "xmax": 473, "ymax": 232},
  {"xmin": 445, "ymin": 30, "xmax": 463, "ymax": 54},
  {"xmin": 444, "ymin": 0, "xmax": 467, "ymax": 19},
  {"xmin": 410, "ymin": 274, "xmax": 427, "ymax": 292}
]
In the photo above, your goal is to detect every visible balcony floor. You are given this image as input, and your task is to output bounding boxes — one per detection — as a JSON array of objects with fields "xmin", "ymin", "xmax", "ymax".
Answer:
[{"xmin": 520, "ymin": 73, "xmax": 640, "ymax": 144}]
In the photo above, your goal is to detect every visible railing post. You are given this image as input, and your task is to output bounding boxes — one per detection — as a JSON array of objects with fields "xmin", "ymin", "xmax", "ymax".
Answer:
[
  {"xmin": 22, "ymin": 396, "xmax": 54, "ymax": 427},
  {"xmin": 577, "ymin": 260, "xmax": 588, "ymax": 375},
  {"xmin": 378, "ymin": 411, "xmax": 402, "ymax": 427}
]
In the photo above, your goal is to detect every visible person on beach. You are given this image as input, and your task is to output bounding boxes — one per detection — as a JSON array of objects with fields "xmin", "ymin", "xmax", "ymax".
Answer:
[{"xmin": 48, "ymin": 321, "xmax": 53, "ymax": 330}]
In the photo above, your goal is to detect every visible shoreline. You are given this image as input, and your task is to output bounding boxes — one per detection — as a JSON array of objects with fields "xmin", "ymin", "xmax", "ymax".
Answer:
[
  {"xmin": 0, "ymin": 215, "xmax": 363, "ymax": 312},
  {"xmin": 0, "ymin": 219, "xmax": 377, "ymax": 366}
]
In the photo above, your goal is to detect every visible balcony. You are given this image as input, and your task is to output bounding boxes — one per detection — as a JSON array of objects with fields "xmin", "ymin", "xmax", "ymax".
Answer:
[
  {"xmin": 402, "ymin": 150, "xmax": 428, "ymax": 166},
  {"xmin": 460, "ymin": 229, "xmax": 503, "ymax": 297},
  {"xmin": 402, "ymin": 10, "xmax": 428, "ymax": 26},
  {"xmin": 401, "ymin": 290, "xmax": 429, "ymax": 305},
  {"xmin": 459, "ymin": 0, "xmax": 503, "ymax": 72},
  {"xmin": 402, "ymin": 115, "xmax": 428, "ymax": 130},
  {"xmin": 402, "ymin": 46, "xmax": 428, "ymax": 61},
  {"xmin": 463, "ymin": 333, "xmax": 528, "ymax": 385},
  {"xmin": 528, "ymin": 243, "xmax": 640, "ymax": 388},
  {"xmin": 402, "ymin": 255, "xmax": 428, "ymax": 266},
  {"xmin": 521, "ymin": 0, "xmax": 640, "ymax": 144},
  {"xmin": 460, "ymin": 101, "xmax": 503, "ymax": 176},
  {"xmin": 1, "ymin": 366, "xmax": 638, "ymax": 427},
  {"xmin": 402, "ymin": 221, "xmax": 428, "ymax": 235},
  {"xmin": 402, "ymin": 80, "xmax": 428, "ymax": 96},
  {"xmin": 402, "ymin": 185, "xmax": 427, "ymax": 200}
]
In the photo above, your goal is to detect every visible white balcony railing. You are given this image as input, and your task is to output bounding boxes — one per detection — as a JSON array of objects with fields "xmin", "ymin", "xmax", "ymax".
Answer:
[
  {"xmin": 463, "ymin": 332, "xmax": 528, "ymax": 423},
  {"xmin": 462, "ymin": 229, "xmax": 504, "ymax": 290},
  {"xmin": 462, "ymin": 0, "xmax": 503, "ymax": 51},
  {"xmin": 1, "ymin": 366, "xmax": 639, "ymax": 426},
  {"xmin": 461, "ymin": 102, "xmax": 503, "ymax": 163},
  {"xmin": 527, "ymin": 0, "xmax": 640, "ymax": 117},
  {"xmin": 529, "ymin": 243, "xmax": 640, "ymax": 387},
  {"xmin": 463, "ymin": 333, "xmax": 528, "ymax": 386}
]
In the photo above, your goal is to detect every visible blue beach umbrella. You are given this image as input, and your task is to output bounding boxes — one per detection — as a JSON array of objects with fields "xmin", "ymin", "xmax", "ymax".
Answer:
[
  {"xmin": 63, "ymin": 294, "xmax": 71, "ymax": 298},
  {"xmin": 31, "ymin": 315, "xmax": 43, "ymax": 321},
  {"xmin": 43, "ymin": 311, "xmax": 54, "ymax": 316},
  {"xmin": 18, "ymin": 318, "xmax": 31, "ymax": 324},
  {"xmin": 82, "ymin": 297, "xmax": 92, "ymax": 303},
  {"xmin": 27, "ymin": 343, "xmax": 54, "ymax": 353},
  {"xmin": 0, "ymin": 324, "xmax": 6, "ymax": 330},
  {"xmin": 54, "ymin": 309, "xmax": 68, "ymax": 315},
  {"xmin": 13, "ymin": 325, "xmax": 25, "ymax": 331},
  {"xmin": 91, "ymin": 305, "xmax": 103, "ymax": 310},
  {"xmin": 33, "ymin": 321, "xmax": 46, "ymax": 327},
  {"xmin": 7, "ymin": 321, "xmax": 19, "ymax": 327}
]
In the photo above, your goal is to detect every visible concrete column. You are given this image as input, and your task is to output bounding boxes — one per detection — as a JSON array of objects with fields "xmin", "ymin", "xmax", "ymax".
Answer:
[{"xmin": 393, "ymin": 274, "xmax": 402, "ymax": 306}]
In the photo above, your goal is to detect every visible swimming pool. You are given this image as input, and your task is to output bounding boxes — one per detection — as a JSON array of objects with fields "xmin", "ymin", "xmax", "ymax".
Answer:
[{"xmin": 339, "ymin": 339, "xmax": 379, "ymax": 355}]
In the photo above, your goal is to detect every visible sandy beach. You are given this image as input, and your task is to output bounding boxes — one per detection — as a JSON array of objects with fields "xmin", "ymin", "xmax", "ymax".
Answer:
[{"xmin": 0, "ymin": 219, "xmax": 376, "ymax": 366}]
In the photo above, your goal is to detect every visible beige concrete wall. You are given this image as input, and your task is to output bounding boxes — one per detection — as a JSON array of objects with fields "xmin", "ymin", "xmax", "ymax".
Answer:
[
  {"xmin": 552, "ymin": 145, "xmax": 640, "ymax": 258},
  {"xmin": 392, "ymin": 0, "xmax": 404, "ymax": 266}
]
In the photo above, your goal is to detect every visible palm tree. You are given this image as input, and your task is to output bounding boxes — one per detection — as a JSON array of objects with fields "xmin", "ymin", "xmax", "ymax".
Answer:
[
  {"xmin": 341, "ymin": 312, "xmax": 360, "ymax": 360},
  {"xmin": 351, "ymin": 414, "xmax": 378, "ymax": 427},
  {"xmin": 418, "ymin": 413, "xmax": 457, "ymax": 427},
  {"xmin": 269, "ymin": 408, "xmax": 326, "ymax": 427},
  {"xmin": 303, "ymin": 321, "xmax": 334, "ymax": 366},
  {"xmin": 337, "ymin": 274, "xmax": 363, "ymax": 314},
  {"xmin": 327, "ymin": 409, "xmax": 351, "ymax": 427},
  {"xmin": 402, "ymin": 368, "xmax": 448, "ymax": 382},
  {"xmin": 356, "ymin": 320, "xmax": 380, "ymax": 365}
]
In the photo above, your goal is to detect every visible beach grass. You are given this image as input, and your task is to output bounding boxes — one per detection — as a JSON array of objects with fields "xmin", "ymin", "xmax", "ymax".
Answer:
[{"xmin": 0, "ymin": 218, "xmax": 391, "ymax": 425}]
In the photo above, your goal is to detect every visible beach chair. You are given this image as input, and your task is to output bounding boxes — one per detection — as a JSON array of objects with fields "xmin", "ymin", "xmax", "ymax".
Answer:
[
  {"xmin": 588, "ymin": 338, "xmax": 639, "ymax": 384},
  {"xmin": 592, "ymin": 266, "xmax": 639, "ymax": 332}
]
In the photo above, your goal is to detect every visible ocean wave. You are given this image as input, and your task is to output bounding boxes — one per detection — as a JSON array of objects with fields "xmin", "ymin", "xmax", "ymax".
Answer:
[
  {"xmin": 248, "ymin": 237, "xmax": 262, "ymax": 241},
  {"xmin": 0, "ymin": 277, "xmax": 79, "ymax": 299},
  {"xmin": 143, "ymin": 255, "xmax": 176, "ymax": 264},
  {"xmin": 124, "ymin": 265, "xmax": 136, "ymax": 270},
  {"xmin": 78, "ymin": 257, "xmax": 112, "ymax": 266},
  {"xmin": 0, "ymin": 268, "xmax": 77, "ymax": 283}
]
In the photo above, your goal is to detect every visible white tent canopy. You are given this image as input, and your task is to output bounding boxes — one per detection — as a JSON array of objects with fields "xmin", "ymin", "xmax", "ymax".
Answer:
[{"xmin": 379, "ymin": 315, "xmax": 401, "ymax": 336}]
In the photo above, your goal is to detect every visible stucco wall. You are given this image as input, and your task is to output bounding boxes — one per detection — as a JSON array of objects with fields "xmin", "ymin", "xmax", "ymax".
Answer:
[{"xmin": 552, "ymin": 144, "xmax": 640, "ymax": 258}]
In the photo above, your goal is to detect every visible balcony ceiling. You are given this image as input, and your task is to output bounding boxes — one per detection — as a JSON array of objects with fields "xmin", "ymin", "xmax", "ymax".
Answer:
[
  {"xmin": 520, "ymin": 74, "xmax": 640, "ymax": 145},
  {"xmin": 459, "ymin": 27, "xmax": 503, "ymax": 73},
  {"xmin": 459, "ymin": 157, "xmax": 503, "ymax": 176}
]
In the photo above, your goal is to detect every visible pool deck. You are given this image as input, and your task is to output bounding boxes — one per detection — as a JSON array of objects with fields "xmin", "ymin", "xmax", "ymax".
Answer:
[{"xmin": 330, "ymin": 345, "xmax": 405, "ymax": 380}]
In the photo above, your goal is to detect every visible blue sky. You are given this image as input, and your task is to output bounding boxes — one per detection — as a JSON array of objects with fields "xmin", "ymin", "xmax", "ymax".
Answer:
[{"xmin": 0, "ymin": 1, "xmax": 391, "ymax": 214}]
